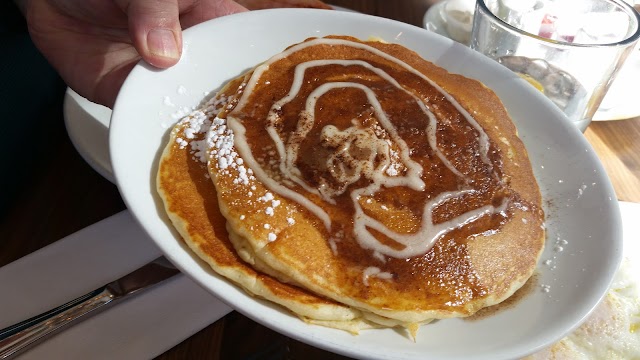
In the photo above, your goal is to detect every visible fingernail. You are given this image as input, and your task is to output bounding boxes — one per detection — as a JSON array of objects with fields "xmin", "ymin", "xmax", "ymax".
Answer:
[{"xmin": 147, "ymin": 29, "xmax": 179, "ymax": 59}]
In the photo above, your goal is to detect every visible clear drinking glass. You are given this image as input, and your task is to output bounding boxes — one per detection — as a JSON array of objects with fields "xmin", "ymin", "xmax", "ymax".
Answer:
[{"xmin": 471, "ymin": 0, "xmax": 640, "ymax": 132}]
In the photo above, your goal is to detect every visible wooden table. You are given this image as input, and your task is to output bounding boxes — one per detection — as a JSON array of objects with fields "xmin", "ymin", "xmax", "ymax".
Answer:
[{"xmin": 1, "ymin": 1, "xmax": 639, "ymax": 359}]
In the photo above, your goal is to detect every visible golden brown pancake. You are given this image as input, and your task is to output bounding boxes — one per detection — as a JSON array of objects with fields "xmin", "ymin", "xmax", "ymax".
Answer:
[
  {"xmin": 156, "ymin": 88, "xmax": 383, "ymax": 332},
  {"xmin": 207, "ymin": 36, "xmax": 545, "ymax": 324}
]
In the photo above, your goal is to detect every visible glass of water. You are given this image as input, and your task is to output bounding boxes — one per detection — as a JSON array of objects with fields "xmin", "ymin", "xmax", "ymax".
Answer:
[{"xmin": 471, "ymin": 0, "xmax": 640, "ymax": 132}]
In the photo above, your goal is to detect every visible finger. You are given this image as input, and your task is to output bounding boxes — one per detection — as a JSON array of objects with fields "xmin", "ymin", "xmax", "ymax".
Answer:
[{"xmin": 118, "ymin": 0, "xmax": 182, "ymax": 68}]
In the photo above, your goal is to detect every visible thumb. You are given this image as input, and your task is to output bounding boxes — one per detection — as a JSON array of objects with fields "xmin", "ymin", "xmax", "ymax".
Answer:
[{"xmin": 120, "ymin": 0, "xmax": 182, "ymax": 68}]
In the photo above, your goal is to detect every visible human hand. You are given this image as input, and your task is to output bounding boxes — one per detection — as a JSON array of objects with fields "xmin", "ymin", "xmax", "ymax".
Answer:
[{"xmin": 24, "ymin": 0, "xmax": 247, "ymax": 108}]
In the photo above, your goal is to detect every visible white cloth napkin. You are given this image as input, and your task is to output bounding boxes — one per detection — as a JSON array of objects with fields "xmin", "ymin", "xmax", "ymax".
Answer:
[
  {"xmin": 0, "ymin": 211, "xmax": 231, "ymax": 359},
  {"xmin": 1, "ymin": 202, "xmax": 639, "ymax": 359}
]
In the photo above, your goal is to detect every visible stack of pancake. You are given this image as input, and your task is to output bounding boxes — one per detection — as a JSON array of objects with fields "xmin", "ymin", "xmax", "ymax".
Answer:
[{"xmin": 157, "ymin": 36, "xmax": 545, "ymax": 337}]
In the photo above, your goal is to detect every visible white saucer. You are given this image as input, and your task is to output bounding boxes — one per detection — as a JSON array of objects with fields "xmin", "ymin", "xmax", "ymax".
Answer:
[
  {"xmin": 423, "ymin": 0, "xmax": 640, "ymax": 121},
  {"xmin": 63, "ymin": 88, "xmax": 114, "ymax": 182},
  {"xmin": 423, "ymin": 0, "xmax": 473, "ymax": 45},
  {"xmin": 592, "ymin": 53, "xmax": 640, "ymax": 121}
]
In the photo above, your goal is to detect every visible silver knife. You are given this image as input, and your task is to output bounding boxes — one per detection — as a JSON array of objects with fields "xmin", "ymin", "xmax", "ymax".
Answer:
[{"xmin": 0, "ymin": 257, "xmax": 180, "ymax": 359}]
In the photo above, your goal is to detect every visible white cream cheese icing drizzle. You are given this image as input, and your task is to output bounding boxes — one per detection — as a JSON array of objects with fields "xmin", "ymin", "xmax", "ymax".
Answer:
[{"xmin": 221, "ymin": 37, "xmax": 506, "ymax": 259}]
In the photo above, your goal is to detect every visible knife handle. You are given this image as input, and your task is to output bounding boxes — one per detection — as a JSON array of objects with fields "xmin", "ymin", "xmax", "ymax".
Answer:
[{"xmin": 0, "ymin": 287, "xmax": 115, "ymax": 359}]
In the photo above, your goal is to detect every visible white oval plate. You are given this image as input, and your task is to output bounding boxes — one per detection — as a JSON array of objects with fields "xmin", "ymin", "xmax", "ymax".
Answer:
[{"xmin": 110, "ymin": 9, "xmax": 622, "ymax": 360}]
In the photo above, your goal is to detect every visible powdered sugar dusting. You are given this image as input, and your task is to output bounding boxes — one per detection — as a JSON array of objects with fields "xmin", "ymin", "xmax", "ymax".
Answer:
[
  {"xmin": 207, "ymin": 114, "xmax": 255, "ymax": 187},
  {"xmin": 168, "ymin": 94, "xmax": 232, "ymax": 181},
  {"xmin": 260, "ymin": 193, "xmax": 275, "ymax": 202},
  {"xmin": 163, "ymin": 96, "xmax": 175, "ymax": 107},
  {"xmin": 176, "ymin": 138, "xmax": 188, "ymax": 149}
]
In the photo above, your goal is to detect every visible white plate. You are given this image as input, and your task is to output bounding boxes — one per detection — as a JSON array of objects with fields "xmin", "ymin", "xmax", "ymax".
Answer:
[
  {"xmin": 423, "ymin": 0, "xmax": 453, "ymax": 39},
  {"xmin": 592, "ymin": 48, "xmax": 640, "ymax": 121},
  {"xmin": 423, "ymin": 0, "xmax": 474, "ymax": 45},
  {"xmin": 110, "ymin": 9, "xmax": 622, "ymax": 360}
]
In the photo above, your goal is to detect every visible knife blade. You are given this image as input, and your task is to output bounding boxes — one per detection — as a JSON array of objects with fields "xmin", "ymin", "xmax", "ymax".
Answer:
[{"xmin": 0, "ymin": 256, "xmax": 180, "ymax": 359}]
